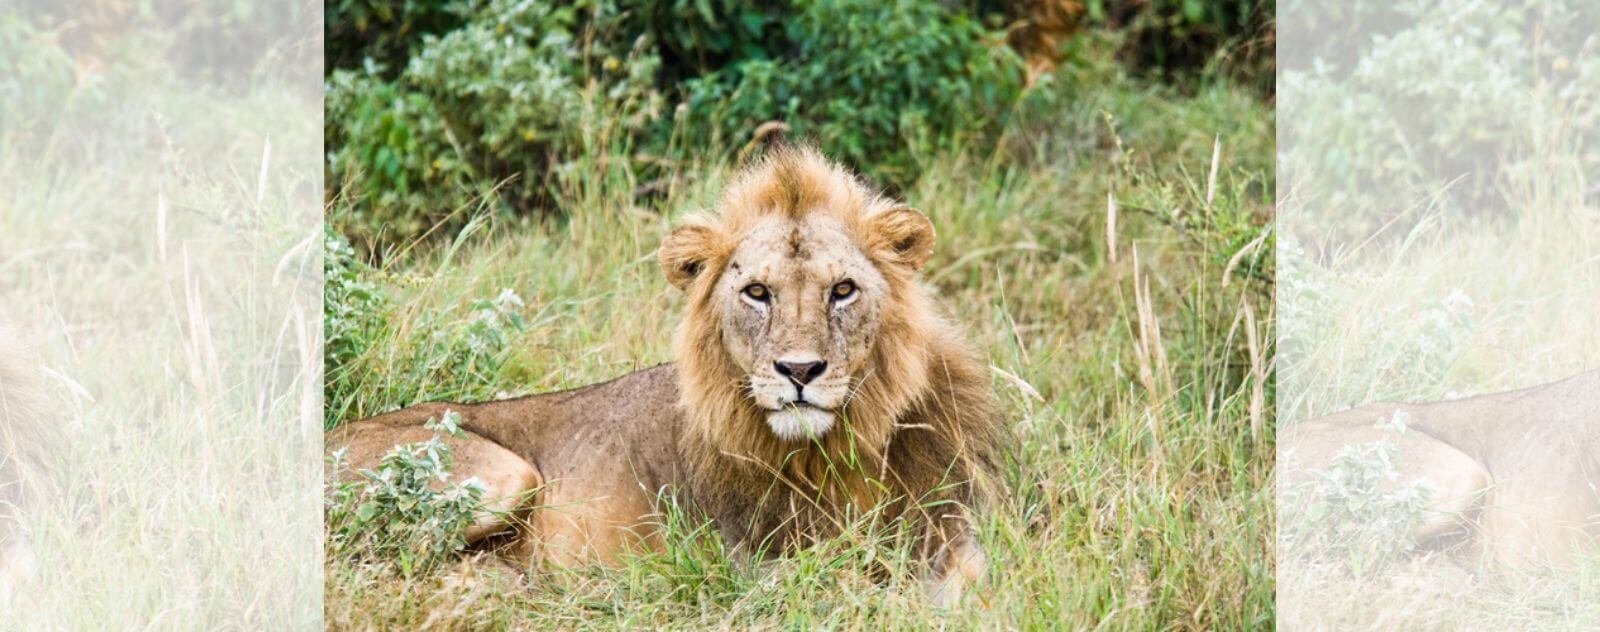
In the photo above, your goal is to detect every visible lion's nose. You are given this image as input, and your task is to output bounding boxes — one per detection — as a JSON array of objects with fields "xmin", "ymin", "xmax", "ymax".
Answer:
[{"xmin": 774, "ymin": 360, "xmax": 827, "ymax": 386}]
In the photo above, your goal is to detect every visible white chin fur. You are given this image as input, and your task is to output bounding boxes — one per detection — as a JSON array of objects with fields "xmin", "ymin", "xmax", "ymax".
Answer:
[{"xmin": 766, "ymin": 407, "xmax": 836, "ymax": 441}]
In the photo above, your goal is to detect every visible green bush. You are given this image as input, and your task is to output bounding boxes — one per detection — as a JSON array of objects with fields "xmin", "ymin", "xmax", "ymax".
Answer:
[
  {"xmin": 1084, "ymin": 0, "xmax": 1272, "ymax": 80},
  {"xmin": 325, "ymin": 0, "xmax": 475, "ymax": 74},
  {"xmin": 1280, "ymin": 0, "xmax": 1600, "ymax": 241},
  {"xmin": 326, "ymin": 0, "xmax": 662, "ymax": 246},
  {"xmin": 324, "ymin": 0, "xmax": 1272, "ymax": 246},
  {"xmin": 0, "ymin": 17, "xmax": 77, "ymax": 133},
  {"xmin": 608, "ymin": 0, "xmax": 783, "ymax": 84},
  {"xmin": 325, "ymin": 410, "xmax": 487, "ymax": 575},
  {"xmin": 1282, "ymin": 412, "xmax": 1435, "ymax": 573},
  {"xmin": 325, "ymin": 0, "xmax": 1027, "ymax": 244},
  {"xmin": 324, "ymin": 228, "xmax": 390, "ymax": 373},
  {"xmin": 322, "ymin": 227, "xmax": 533, "ymax": 426},
  {"xmin": 678, "ymin": 0, "xmax": 1026, "ymax": 184}
]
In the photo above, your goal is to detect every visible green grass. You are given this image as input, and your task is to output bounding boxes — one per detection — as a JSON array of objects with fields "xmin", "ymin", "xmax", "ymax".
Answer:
[
  {"xmin": 1278, "ymin": 184, "xmax": 1600, "ymax": 629},
  {"xmin": 323, "ymin": 78, "xmax": 1276, "ymax": 628},
  {"xmin": 1277, "ymin": 20, "xmax": 1600, "ymax": 621},
  {"xmin": 0, "ymin": 46, "xmax": 322, "ymax": 629}
]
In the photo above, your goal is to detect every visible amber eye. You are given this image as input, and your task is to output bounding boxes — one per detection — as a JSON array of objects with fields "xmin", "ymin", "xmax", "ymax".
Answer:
[
  {"xmin": 831, "ymin": 280, "xmax": 857, "ymax": 301},
  {"xmin": 742, "ymin": 283, "xmax": 770, "ymax": 302}
]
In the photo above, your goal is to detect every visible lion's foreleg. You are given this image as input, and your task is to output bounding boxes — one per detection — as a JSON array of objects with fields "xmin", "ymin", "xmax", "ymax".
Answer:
[
  {"xmin": 922, "ymin": 509, "xmax": 986, "ymax": 608},
  {"xmin": 327, "ymin": 407, "xmax": 544, "ymax": 547}
]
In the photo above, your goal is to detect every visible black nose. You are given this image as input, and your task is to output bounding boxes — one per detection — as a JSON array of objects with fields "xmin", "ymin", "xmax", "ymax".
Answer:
[{"xmin": 774, "ymin": 360, "xmax": 827, "ymax": 386}]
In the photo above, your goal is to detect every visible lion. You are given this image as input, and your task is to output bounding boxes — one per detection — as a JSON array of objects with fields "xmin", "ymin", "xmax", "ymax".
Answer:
[
  {"xmin": 327, "ymin": 146, "xmax": 1001, "ymax": 606},
  {"xmin": 1281, "ymin": 371, "xmax": 1600, "ymax": 567},
  {"xmin": 0, "ymin": 324, "xmax": 47, "ymax": 599}
]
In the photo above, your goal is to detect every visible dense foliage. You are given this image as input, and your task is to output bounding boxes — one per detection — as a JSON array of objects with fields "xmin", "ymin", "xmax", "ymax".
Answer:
[
  {"xmin": 1280, "ymin": 0, "xmax": 1600, "ymax": 242},
  {"xmin": 325, "ymin": 0, "xmax": 1271, "ymax": 246}
]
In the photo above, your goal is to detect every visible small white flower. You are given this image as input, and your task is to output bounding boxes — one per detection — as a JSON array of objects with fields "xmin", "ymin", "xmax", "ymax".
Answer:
[
  {"xmin": 494, "ymin": 288, "xmax": 525, "ymax": 310},
  {"xmin": 1375, "ymin": 409, "xmax": 1411, "ymax": 434}
]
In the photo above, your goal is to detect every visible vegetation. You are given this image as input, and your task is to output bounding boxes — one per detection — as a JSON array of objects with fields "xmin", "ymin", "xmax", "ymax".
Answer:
[
  {"xmin": 1280, "ymin": 0, "xmax": 1600, "ymax": 244},
  {"xmin": 1, "ymin": 4, "xmax": 321, "ymax": 628},
  {"xmin": 326, "ymin": 410, "xmax": 488, "ymax": 575},
  {"xmin": 1278, "ymin": 1, "xmax": 1600, "ymax": 628},
  {"xmin": 325, "ymin": 0, "xmax": 1272, "ymax": 247},
  {"xmin": 1279, "ymin": 413, "xmax": 1435, "ymax": 574},
  {"xmin": 322, "ymin": 15, "xmax": 1277, "ymax": 625}
]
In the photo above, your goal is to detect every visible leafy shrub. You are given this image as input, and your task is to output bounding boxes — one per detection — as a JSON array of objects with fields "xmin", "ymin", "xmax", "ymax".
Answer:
[
  {"xmin": 325, "ymin": 0, "xmax": 475, "ymax": 75},
  {"xmin": 1280, "ymin": 0, "xmax": 1600, "ymax": 242},
  {"xmin": 324, "ymin": 228, "xmax": 390, "ymax": 372},
  {"xmin": 13, "ymin": 0, "xmax": 318, "ymax": 83},
  {"xmin": 422, "ymin": 288, "xmax": 528, "ymax": 382},
  {"xmin": 324, "ymin": 228, "xmax": 392, "ymax": 420},
  {"xmin": 326, "ymin": 0, "xmax": 662, "ymax": 246},
  {"xmin": 325, "ymin": 0, "xmax": 1031, "ymax": 243},
  {"xmin": 324, "ymin": 0, "xmax": 1272, "ymax": 246},
  {"xmin": 678, "ymin": 0, "xmax": 1027, "ymax": 184},
  {"xmin": 326, "ymin": 410, "xmax": 487, "ymax": 574},
  {"xmin": 0, "ymin": 17, "xmax": 82, "ymax": 134},
  {"xmin": 1083, "ymin": 0, "xmax": 1272, "ymax": 80},
  {"xmin": 1282, "ymin": 412, "xmax": 1435, "ymax": 572},
  {"xmin": 324, "ymin": 224, "xmax": 531, "ymax": 425},
  {"xmin": 609, "ymin": 0, "xmax": 783, "ymax": 84}
]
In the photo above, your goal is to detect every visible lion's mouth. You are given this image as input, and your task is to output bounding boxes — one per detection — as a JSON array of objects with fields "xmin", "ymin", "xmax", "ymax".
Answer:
[
  {"xmin": 747, "ymin": 377, "xmax": 848, "ymax": 414},
  {"xmin": 764, "ymin": 405, "xmax": 837, "ymax": 441}
]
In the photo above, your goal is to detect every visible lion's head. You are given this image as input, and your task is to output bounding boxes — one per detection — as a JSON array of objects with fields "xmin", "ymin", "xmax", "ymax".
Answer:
[{"xmin": 659, "ymin": 147, "xmax": 960, "ymax": 474}]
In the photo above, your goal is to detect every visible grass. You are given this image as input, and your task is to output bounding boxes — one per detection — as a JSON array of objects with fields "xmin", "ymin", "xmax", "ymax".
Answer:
[
  {"xmin": 0, "ymin": 32, "xmax": 322, "ymax": 629},
  {"xmin": 1277, "ymin": 201, "xmax": 1600, "ymax": 629},
  {"xmin": 1277, "ymin": 59, "xmax": 1600, "ymax": 629},
  {"xmin": 323, "ymin": 76, "xmax": 1277, "ymax": 628}
]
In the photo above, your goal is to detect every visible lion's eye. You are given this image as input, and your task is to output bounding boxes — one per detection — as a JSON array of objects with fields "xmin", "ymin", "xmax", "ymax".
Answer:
[
  {"xmin": 831, "ymin": 280, "xmax": 857, "ymax": 301},
  {"xmin": 742, "ymin": 283, "xmax": 770, "ymax": 302}
]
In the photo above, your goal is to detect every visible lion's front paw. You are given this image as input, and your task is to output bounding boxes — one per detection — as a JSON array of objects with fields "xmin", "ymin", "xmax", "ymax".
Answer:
[{"xmin": 924, "ymin": 528, "xmax": 986, "ymax": 608}]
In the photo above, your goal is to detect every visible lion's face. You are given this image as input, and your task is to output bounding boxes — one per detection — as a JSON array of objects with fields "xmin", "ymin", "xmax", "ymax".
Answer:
[
  {"xmin": 659, "ymin": 148, "xmax": 937, "ymax": 443},
  {"xmin": 709, "ymin": 213, "xmax": 891, "ymax": 440}
]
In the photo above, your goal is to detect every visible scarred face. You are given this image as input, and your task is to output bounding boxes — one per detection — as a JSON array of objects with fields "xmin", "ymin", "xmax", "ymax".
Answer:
[
  {"xmin": 712, "ymin": 213, "xmax": 890, "ymax": 441},
  {"xmin": 658, "ymin": 150, "xmax": 937, "ymax": 444}
]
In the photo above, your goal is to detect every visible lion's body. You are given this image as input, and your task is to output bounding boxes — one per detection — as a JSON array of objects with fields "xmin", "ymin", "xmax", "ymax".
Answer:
[
  {"xmin": 1282, "ymin": 371, "xmax": 1600, "ymax": 566},
  {"xmin": 328, "ymin": 365, "xmax": 682, "ymax": 564},
  {"xmin": 327, "ymin": 147, "xmax": 1000, "ymax": 605},
  {"xmin": 0, "ymin": 325, "xmax": 46, "ymax": 598}
]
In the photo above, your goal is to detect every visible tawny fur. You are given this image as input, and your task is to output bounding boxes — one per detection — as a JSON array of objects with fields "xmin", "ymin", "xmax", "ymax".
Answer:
[
  {"xmin": 670, "ymin": 148, "xmax": 997, "ymax": 542},
  {"xmin": 0, "ymin": 325, "xmax": 48, "ymax": 597},
  {"xmin": 328, "ymin": 147, "xmax": 1002, "ymax": 604}
]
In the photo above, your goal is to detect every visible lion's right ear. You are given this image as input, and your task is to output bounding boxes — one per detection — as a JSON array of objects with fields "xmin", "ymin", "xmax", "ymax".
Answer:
[{"xmin": 659, "ymin": 222, "xmax": 727, "ymax": 291}]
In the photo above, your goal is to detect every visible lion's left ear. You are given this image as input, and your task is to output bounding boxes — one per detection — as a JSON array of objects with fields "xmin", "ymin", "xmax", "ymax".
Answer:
[{"xmin": 865, "ymin": 205, "xmax": 936, "ymax": 271}]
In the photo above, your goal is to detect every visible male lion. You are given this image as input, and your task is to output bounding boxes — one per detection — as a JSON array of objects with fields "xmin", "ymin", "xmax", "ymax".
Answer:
[
  {"xmin": 327, "ymin": 147, "xmax": 1000, "ymax": 606},
  {"xmin": 1282, "ymin": 371, "xmax": 1600, "ymax": 567},
  {"xmin": 0, "ymin": 325, "xmax": 47, "ymax": 599}
]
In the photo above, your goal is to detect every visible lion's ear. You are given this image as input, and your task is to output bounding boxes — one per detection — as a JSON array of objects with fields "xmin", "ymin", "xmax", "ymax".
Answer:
[
  {"xmin": 659, "ymin": 221, "xmax": 726, "ymax": 291},
  {"xmin": 865, "ymin": 205, "xmax": 936, "ymax": 271}
]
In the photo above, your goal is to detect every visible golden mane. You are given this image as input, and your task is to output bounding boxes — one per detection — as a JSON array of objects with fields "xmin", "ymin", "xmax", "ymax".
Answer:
[{"xmin": 667, "ymin": 147, "xmax": 998, "ymax": 537}]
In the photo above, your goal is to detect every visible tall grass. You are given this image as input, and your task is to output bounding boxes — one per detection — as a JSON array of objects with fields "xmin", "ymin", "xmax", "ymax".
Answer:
[
  {"xmin": 0, "ymin": 38, "xmax": 322, "ymax": 628},
  {"xmin": 323, "ymin": 77, "xmax": 1276, "ymax": 627},
  {"xmin": 1277, "ymin": 185, "xmax": 1600, "ymax": 629},
  {"xmin": 1277, "ymin": 15, "xmax": 1600, "ymax": 623}
]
